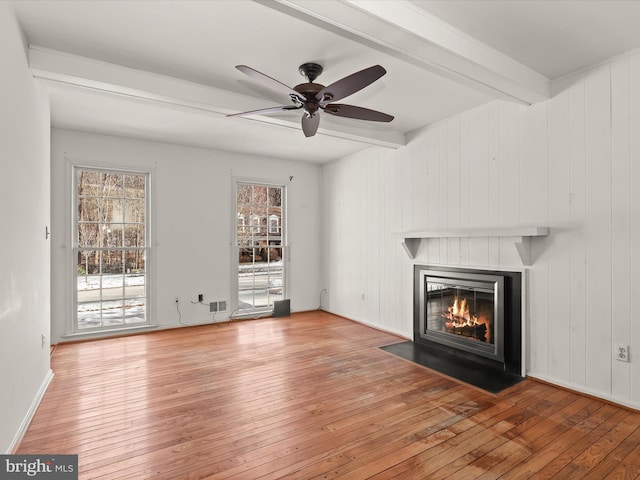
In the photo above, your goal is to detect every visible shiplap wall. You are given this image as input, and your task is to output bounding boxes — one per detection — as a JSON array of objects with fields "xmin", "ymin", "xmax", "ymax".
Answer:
[{"xmin": 322, "ymin": 51, "xmax": 640, "ymax": 409}]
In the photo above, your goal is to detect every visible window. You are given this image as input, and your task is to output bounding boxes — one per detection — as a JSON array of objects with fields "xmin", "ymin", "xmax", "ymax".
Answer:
[
  {"xmin": 236, "ymin": 182, "xmax": 284, "ymax": 312},
  {"xmin": 237, "ymin": 213, "xmax": 246, "ymax": 233},
  {"xmin": 74, "ymin": 167, "xmax": 149, "ymax": 331},
  {"xmin": 269, "ymin": 214, "xmax": 280, "ymax": 234},
  {"xmin": 250, "ymin": 214, "xmax": 260, "ymax": 234}
]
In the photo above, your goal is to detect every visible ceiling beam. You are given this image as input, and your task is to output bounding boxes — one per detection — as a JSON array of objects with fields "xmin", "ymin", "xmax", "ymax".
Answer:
[
  {"xmin": 264, "ymin": 0, "xmax": 550, "ymax": 104},
  {"xmin": 28, "ymin": 46, "xmax": 405, "ymax": 149}
]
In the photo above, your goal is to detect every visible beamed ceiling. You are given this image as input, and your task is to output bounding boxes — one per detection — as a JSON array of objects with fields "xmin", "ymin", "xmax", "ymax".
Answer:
[{"xmin": 10, "ymin": 0, "xmax": 640, "ymax": 163}]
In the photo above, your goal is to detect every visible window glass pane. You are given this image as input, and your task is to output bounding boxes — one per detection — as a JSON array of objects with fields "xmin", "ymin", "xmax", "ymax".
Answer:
[
  {"xmin": 101, "ymin": 198, "xmax": 123, "ymax": 223},
  {"xmin": 268, "ymin": 274, "xmax": 284, "ymax": 303},
  {"xmin": 77, "ymin": 306, "xmax": 101, "ymax": 330},
  {"xmin": 77, "ymin": 250, "xmax": 100, "ymax": 276},
  {"xmin": 78, "ymin": 197, "xmax": 100, "ymax": 222},
  {"xmin": 125, "ymin": 298, "xmax": 146, "ymax": 323},
  {"xmin": 124, "ymin": 174, "xmax": 145, "ymax": 198},
  {"xmin": 250, "ymin": 215, "xmax": 261, "ymax": 236},
  {"xmin": 103, "ymin": 270, "xmax": 124, "ymax": 292},
  {"xmin": 102, "ymin": 249, "xmax": 123, "ymax": 275},
  {"xmin": 125, "ymin": 199, "xmax": 145, "ymax": 224},
  {"xmin": 77, "ymin": 275, "xmax": 101, "ymax": 304},
  {"xmin": 268, "ymin": 215, "xmax": 279, "ymax": 234},
  {"xmin": 237, "ymin": 184, "xmax": 252, "ymax": 205},
  {"xmin": 124, "ymin": 224, "xmax": 145, "ymax": 247},
  {"xmin": 124, "ymin": 275, "xmax": 145, "ymax": 299},
  {"xmin": 237, "ymin": 214, "xmax": 246, "ymax": 238},
  {"xmin": 268, "ymin": 246, "xmax": 283, "ymax": 263},
  {"xmin": 239, "ymin": 248, "xmax": 252, "ymax": 262},
  {"xmin": 77, "ymin": 170, "xmax": 100, "ymax": 196},
  {"xmin": 77, "ymin": 249, "xmax": 102, "ymax": 330},
  {"xmin": 269, "ymin": 206, "xmax": 282, "ymax": 217},
  {"xmin": 101, "ymin": 225, "xmax": 123, "ymax": 248},
  {"xmin": 125, "ymin": 250, "xmax": 145, "ymax": 273},
  {"xmin": 268, "ymin": 187, "xmax": 281, "ymax": 207},
  {"xmin": 238, "ymin": 231, "xmax": 251, "ymax": 248},
  {"xmin": 78, "ymin": 223, "xmax": 100, "ymax": 248},
  {"xmin": 102, "ymin": 172, "xmax": 123, "ymax": 198},
  {"xmin": 102, "ymin": 300, "xmax": 124, "ymax": 326},
  {"xmin": 252, "ymin": 185, "xmax": 268, "ymax": 205}
]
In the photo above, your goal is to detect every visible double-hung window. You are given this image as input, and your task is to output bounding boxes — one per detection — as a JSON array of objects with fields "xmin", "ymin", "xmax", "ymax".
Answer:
[
  {"xmin": 74, "ymin": 167, "xmax": 149, "ymax": 332},
  {"xmin": 235, "ymin": 182, "xmax": 285, "ymax": 312}
]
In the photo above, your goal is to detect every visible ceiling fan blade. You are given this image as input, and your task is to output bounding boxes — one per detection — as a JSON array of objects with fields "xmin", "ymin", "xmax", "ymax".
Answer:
[
  {"xmin": 301, "ymin": 113, "xmax": 320, "ymax": 137},
  {"xmin": 226, "ymin": 105, "xmax": 300, "ymax": 117},
  {"xmin": 315, "ymin": 65, "xmax": 386, "ymax": 103},
  {"xmin": 324, "ymin": 104, "xmax": 394, "ymax": 122},
  {"xmin": 236, "ymin": 65, "xmax": 303, "ymax": 100}
]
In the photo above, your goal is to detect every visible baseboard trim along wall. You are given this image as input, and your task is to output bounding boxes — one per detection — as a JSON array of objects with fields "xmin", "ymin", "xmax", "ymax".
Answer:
[{"xmin": 8, "ymin": 369, "xmax": 54, "ymax": 454}]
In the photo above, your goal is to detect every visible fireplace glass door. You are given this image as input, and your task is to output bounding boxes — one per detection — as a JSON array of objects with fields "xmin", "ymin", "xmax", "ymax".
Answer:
[
  {"xmin": 416, "ymin": 268, "xmax": 505, "ymax": 362},
  {"xmin": 426, "ymin": 279, "xmax": 495, "ymax": 344}
]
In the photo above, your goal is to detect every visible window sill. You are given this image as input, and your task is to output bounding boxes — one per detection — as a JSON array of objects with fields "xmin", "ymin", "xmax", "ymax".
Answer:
[
  {"xmin": 230, "ymin": 310, "xmax": 273, "ymax": 320},
  {"xmin": 62, "ymin": 324, "xmax": 159, "ymax": 342}
]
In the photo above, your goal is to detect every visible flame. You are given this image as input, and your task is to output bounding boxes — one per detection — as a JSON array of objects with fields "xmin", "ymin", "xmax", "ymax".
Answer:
[
  {"xmin": 444, "ymin": 296, "xmax": 480, "ymax": 327},
  {"xmin": 441, "ymin": 295, "xmax": 491, "ymax": 343}
]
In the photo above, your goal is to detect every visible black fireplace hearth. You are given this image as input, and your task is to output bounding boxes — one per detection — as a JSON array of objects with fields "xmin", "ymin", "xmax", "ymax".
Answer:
[{"xmin": 380, "ymin": 340, "xmax": 524, "ymax": 393}]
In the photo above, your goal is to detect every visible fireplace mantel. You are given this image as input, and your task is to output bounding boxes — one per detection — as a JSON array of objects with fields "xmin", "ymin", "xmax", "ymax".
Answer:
[{"xmin": 399, "ymin": 227, "xmax": 549, "ymax": 266}]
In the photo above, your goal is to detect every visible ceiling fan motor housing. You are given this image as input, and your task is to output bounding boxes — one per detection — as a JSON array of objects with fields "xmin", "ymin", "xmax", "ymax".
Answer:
[{"xmin": 294, "ymin": 82, "xmax": 325, "ymax": 116}]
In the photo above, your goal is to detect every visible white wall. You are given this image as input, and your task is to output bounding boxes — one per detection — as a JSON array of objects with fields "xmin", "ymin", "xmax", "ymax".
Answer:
[
  {"xmin": 322, "ymin": 51, "xmax": 640, "ymax": 410},
  {"xmin": 0, "ymin": 3, "xmax": 52, "ymax": 453},
  {"xmin": 51, "ymin": 128, "xmax": 322, "ymax": 343}
]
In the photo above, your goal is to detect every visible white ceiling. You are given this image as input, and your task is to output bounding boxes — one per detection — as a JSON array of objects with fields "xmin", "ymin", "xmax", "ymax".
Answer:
[
  {"xmin": 10, "ymin": 0, "xmax": 640, "ymax": 164},
  {"xmin": 412, "ymin": 0, "xmax": 640, "ymax": 80}
]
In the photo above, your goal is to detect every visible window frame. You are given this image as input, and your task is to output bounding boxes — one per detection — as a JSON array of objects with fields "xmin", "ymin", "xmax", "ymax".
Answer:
[
  {"xmin": 72, "ymin": 166, "xmax": 151, "ymax": 333},
  {"xmin": 233, "ymin": 180, "xmax": 287, "ymax": 315}
]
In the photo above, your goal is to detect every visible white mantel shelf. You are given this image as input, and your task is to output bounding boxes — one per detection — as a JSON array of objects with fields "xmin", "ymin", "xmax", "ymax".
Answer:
[{"xmin": 399, "ymin": 227, "xmax": 549, "ymax": 266}]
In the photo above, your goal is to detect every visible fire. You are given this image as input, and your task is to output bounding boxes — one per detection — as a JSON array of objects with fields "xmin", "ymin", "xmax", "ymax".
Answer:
[
  {"xmin": 442, "ymin": 296, "xmax": 489, "ymax": 342},
  {"xmin": 444, "ymin": 297, "xmax": 478, "ymax": 327}
]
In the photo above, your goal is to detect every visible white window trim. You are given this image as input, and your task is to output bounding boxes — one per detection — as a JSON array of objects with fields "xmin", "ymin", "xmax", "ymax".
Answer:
[
  {"xmin": 71, "ymin": 165, "xmax": 152, "ymax": 334},
  {"xmin": 231, "ymin": 179, "xmax": 287, "ymax": 317}
]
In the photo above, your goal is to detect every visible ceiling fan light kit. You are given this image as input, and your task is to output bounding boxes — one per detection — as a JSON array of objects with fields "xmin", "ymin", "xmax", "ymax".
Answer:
[{"xmin": 228, "ymin": 62, "xmax": 394, "ymax": 137}]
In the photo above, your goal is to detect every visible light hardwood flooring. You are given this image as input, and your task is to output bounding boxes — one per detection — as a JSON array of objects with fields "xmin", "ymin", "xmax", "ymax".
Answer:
[{"xmin": 18, "ymin": 311, "xmax": 640, "ymax": 479}]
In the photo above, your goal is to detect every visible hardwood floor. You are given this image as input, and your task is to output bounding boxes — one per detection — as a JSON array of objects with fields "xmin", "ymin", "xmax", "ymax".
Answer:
[{"xmin": 18, "ymin": 311, "xmax": 640, "ymax": 479}]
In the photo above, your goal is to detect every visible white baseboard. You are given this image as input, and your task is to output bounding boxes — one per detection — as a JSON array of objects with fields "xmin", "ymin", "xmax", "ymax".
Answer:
[
  {"xmin": 7, "ymin": 368, "xmax": 54, "ymax": 454},
  {"xmin": 320, "ymin": 308, "xmax": 411, "ymax": 340},
  {"xmin": 527, "ymin": 372, "xmax": 640, "ymax": 412}
]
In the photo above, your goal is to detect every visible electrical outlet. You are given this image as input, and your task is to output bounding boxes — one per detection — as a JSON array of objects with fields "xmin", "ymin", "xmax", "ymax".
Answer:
[
  {"xmin": 219, "ymin": 301, "xmax": 227, "ymax": 311},
  {"xmin": 615, "ymin": 344, "xmax": 630, "ymax": 362},
  {"xmin": 198, "ymin": 294, "xmax": 204, "ymax": 303},
  {"xmin": 209, "ymin": 302, "xmax": 218, "ymax": 312}
]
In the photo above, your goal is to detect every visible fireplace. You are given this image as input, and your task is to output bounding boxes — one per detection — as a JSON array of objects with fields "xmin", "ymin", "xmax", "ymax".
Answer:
[{"xmin": 414, "ymin": 265, "xmax": 522, "ymax": 375}]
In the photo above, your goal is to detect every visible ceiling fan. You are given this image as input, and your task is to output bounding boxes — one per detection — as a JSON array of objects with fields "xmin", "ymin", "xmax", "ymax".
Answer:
[{"xmin": 228, "ymin": 62, "xmax": 394, "ymax": 137}]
